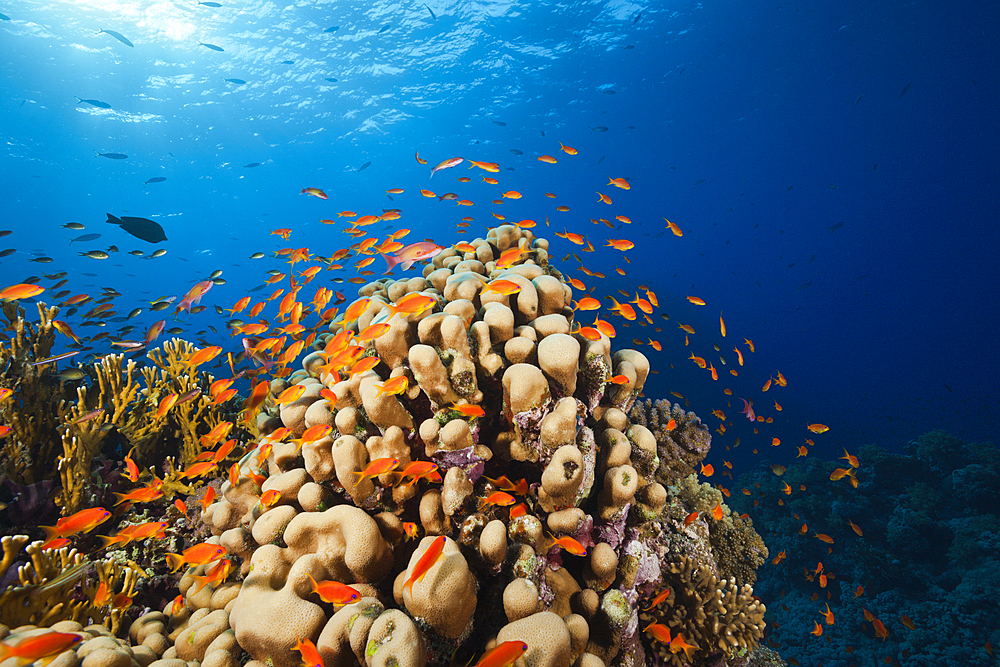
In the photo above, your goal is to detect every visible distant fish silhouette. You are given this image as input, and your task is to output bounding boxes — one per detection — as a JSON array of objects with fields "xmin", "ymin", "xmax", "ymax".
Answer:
[
  {"xmin": 69, "ymin": 233, "xmax": 101, "ymax": 244},
  {"xmin": 377, "ymin": 24, "xmax": 390, "ymax": 34},
  {"xmin": 693, "ymin": 179, "xmax": 705, "ymax": 185},
  {"xmin": 633, "ymin": 12, "xmax": 642, "ymax": 24},
  {"xmin": 590, "ymin": 126, "xmax": 608, "ymax": 133},
  {"xmin": 199, "ymin": 42, "xmax": 224, "ymax": 51},
  {"xmin": 324, "ymin": 26, "xmax": 340, "ymax": 33},
  {"xmin": 98, "ymin": 29, "xmax": 133, "ymax": 47},
  {"xmin": 243, "ymin": 162, "xmax": 261, "ymax": 168},
  {"xmin": 324, "ymin": 77, "xmax": 338, "ymax": 82},
  {"xmin": 76, "ymin": 97, "xmax": 111, "ymax": 109},
  {"xmin": 106, "ymin": 213, "xmax": 167, "ymax": 243},
  {"xmin": 96, "ymin": 152, "xmax": 128, "ymax": 159},
  {"xmin": 424, "ymin": 4, "xmax": 437, "ymax": 20},
  {"xmin": 0, "ymin": 12, "xmax": 10, "ymax": 20},
  {"xmin": 899, "ymin": 81, "xmax": 912, "ymax": 99},
  {"xmin": 144, "ymin": 177, "xmax": 167, "ymax": 186},
  {"xmin": 358, "ymin": 161, "xmax": 371, "ymax": 172},
  {"xmin": 281, "ymin": 60, "xmax": 294, "ymax": 64},
  {"xmin": 198, "ymin": 1, "xmax": 222, "ymax": 6},
  {"xmin": 224, "ymin": 78, "xmax": 246, "ymax": 84}
]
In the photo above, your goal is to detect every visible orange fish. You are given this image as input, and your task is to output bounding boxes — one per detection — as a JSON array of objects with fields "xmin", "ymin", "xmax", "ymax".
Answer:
[
  {"xmin": 848, "ymin": 520, "xmax": 863, "ymax": 536},
  {"xmin": 642, "ymin": 589, "xmax": 671, "ymax": 612},
  {"xmin": 300, "ymin": 187, "xmax": 327, "ymax": 199},
  {"xmin": 686, "ymin": 296, "xmax": 706, "ymax": 305},
  {"xmin": 306, "ymin": 574, "xmax": 359, "ymax": 607},
  {"xmin": 0, "ymin": 283, "xmax": 46, "ymax": 301},
  {"xmin": 668, "ymin": 634, "xmax": 697, "ymax": 661},
  {"xmin": 700, "ymin": 463, "xmax": 714, "ymax": 477},
  {"xmin": 537, "ymin": 155, "xmax": 557, "ymax": 164},
  {"xmin": 873, "ymin": 618, "xmax": 888, "ymax": 640},
  {"xmin": 275, "ymin": 384, "xmax": 306, "ymax": 405},
  {"xmin": 807, "ymin": 423, "xmax": 830, "ymax": 434},
  {"xmin": 450, "ymin": 403, "xmax": 485, "ymax": 418},
  {"xmin": 840, "ymin": 449, "xmax": 860, "ymax": 468},
  {"xmin": 821, "ymin": 603, "xmax": 835, "ymax": 625},
  {"xmin": 404, "ymin": 535, "xmax": 447, "ymax": 595},
  {"xmin": 683, "ymin": 511, "xmax": 699, "ymax": 527},
  {"xmin": 711, "ymin": 503, "xmax": 724, "ymax": 520},
  {"xmin": 154, "ymin": 393, "xmax": 178, "ymax": 419},
  {"xmin": 41, "ymin": 507, "xmax": 111, "ymax": 542},
  {"xmin": 473, "ymin": 641, "xmax": 528, "ymax": 667},
  {"xmin": 480, "ymin": 491, "xmax": 516, "ymax": 509},
  {"xmin": 352, "ymin": 457, "xmax": 399, "ymax": 482},
  {"xmin": 813, "ymin": 532, "xmax": 834, "ymax": 544},
  {"xmin": 547, "ymin": 533, "xmax": 586, "ymax": 556},
  {"xmin": 900, "ymin": 615, "xmax": 916, "ymax": 631},
  {"xmin": 830, "ymin": 468, "xmax": 852, "ymax": 481},
  {"xmin": 0, "ymin": 631, "xmax": 84, "ymax": 663},
  {"xmin": 374, "ymin": 376, "xmax": 409, "ymax": 397},
  {"xmin": 293, "ymin": 637, "xmax": 324, "ymax": 667},
  {"xmin": 643, "ymin": 621, "xmax": 671, "ymax": 643},
  {"xmin": 113, "ymin": 478, "xmax": 164, "ymax": 506},
  {"xmin": 596, "ymin": 192, "xmax": 612, "ymax": 204},
  {"xmin": 606, "ymin": 239, "xmax": 634, "ymax": 251},
  {"xmin": 810, "ymin": 621, "xmax": 823, "ymax": 636},
  {"xmin": 165, "ymin": 542, "xmax": 227, "ymax": 572}
]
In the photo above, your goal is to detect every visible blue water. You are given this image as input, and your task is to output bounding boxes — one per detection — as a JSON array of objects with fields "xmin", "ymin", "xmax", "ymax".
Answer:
[{"xmin": 2, "ymin": 0, "xmax": 998, "ymax": 662}]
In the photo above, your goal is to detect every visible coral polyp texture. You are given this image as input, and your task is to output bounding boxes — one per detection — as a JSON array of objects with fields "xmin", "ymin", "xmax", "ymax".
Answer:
[{"xmin": 0, "ymin": 224, "xmax": 772, "ymax": 667}]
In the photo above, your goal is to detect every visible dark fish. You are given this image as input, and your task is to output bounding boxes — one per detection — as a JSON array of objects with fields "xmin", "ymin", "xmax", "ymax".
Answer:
[
  {"xmin": 225, "ymin": 78, "xmax": 246, "ymax": 84},
  {"xmin": 144, "ymin": 177, "xmax": 167, "ymax": 185},
  {"xmin": 603, "ymin": 90, "xmax": 616, "ymax": 95},
  {"xmin": 243, "ymin": 162, "xmax": 261, "ymax": 168},
  {"xmin": 856, "ymin": 95, "xmax": 862, "ymax": 103},
  {"xmin": 29, "ymin": 256, "xmax": 53, "ymax": 263},
  {"xmin": 633, "ymin": 12, "xmax": 642, "ymax": 24},
  {"xmin": 597, "ymin": 155, "xmax": 605, "ymax": 164},
  {"xmin": 509, "ymin": 149, "xmax": 523, "ymax": 155},
  {"xmin": 69, "ymin": 233, "xmax": 101, "ymax": 244},
  {"xmin": 324, "ymin": 77, "xmax": 338, "ymax": 82},
  {"xmin": 249, "ymin": 252, "xmax": 264, "ymax": 259},
  {"xmin": 58, "ymin": 369, "xmax": 87, "ymax": 381},
  {"xmin": 424, "ymin": 4, "xmax": 437, "ymax": 19},
  {"xmin": 624, "ymin": 45, "xmax": 634, "ymax": 50},
  {"xmin": 828, "ymin": 221, "xmax": 844, "ymax": 233},
  {"xmin": 0, "ymin": 230, "xmax": 9, "ymax": 237},
  {"xmin": 872, "ymin": 163, "xmax": 878, "ymax": 170},
  {"xmin": 0, "ymin": 12, "xmax": 9, "ymax": 20},
  {"xmin": 97, "ymin": 152, "xmax": 128, "ymax": 159},
  {"xmin": 809, "ymin": 254, "xmax": 816, "ymax": 263},
  {"xmin": 944, "ymin": 384, "xmax": 953, "ymax": 393},
  {"xmin": 0, "ymin": 249, "xmax": 16, "ymax": 257},
  {"xmin": 150, "ymin": 248, "xmax": 167, "ymax": 257},
  {"xmin": 80, "ymin": 250, "xmax": 109, "ymax": 259},
  {"xmin": 281, "ymin": 60, "xmax": 294, "ymax": 64},
  {"xmin": 98, "ymin": 29, "xmax": 133, "ymax": 47},
  {"xmin": 198, "ymin": 1, "xmax": 222, "ymax": 6},
  {"xmin": 63, "ymin": 222, "xmax": 85, "ymax": 230},
  {"xmin": 129, "ymin": 250, "xmax": 144, "ymax": 256},
  {"xmin": 358, "ymin": 161, "xmax": 371, "ymax": 172},
  {"xmin": 786, "ymin": 263, "xmax": 796, "ymax": 268},
  {"xmin": 107, "ymin": 245, "xmax": 119, "ymax": 253},
  {"xmin": 590, "ymin": 126, "xmax": 608, "ymax": 133},
  {"xmin": 106, "ymin": 213, "xmax": 167, "ymax": 243},
  {"xmin": 787, "ymin": 185, "xmax": 793, "ymax": 191},
  {"xmin": 200, "ymin": 42, "xmax": 224, "ymax": 51},
  {"xmin": 899, "ymin": 82, "xmax": 912, "ymax": 99},
  {"xmin": 324, "ymin": 26, "xmax": 340, "ymax": 33},
  {"xmin": 76, "ymin": 97, "xmax": 111, "ymax": 109},
  {"xmin": 377, "ymin": 24, "xmax": 390, "ymax": 34},
  {"xmin": 493, "ymin": 120, "xmax": 506, "ymax": 126},
  {"xmin": 693, "ymin": 179, "xmax": 705, "ymax": 185},
  {"xmin": 799, "ymin": 280, "xmax": 812, "ymax": 289}
]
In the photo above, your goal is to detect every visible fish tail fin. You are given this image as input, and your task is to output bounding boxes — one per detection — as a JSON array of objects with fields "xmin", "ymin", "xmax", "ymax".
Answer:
[
  {"xmin": 106, "ymin": 213, "xmax": 121, "ymax": 225},
  {"xmin": 380, "ymin": 251, "xmax": 401, "ymax": 275},
  {"xmin": 40, "ymin": 524, "xmax": 61, "ymax": 543},
  {"xmin": 165, "ymin": 553, "xmax": 185, "ymax": 572}
]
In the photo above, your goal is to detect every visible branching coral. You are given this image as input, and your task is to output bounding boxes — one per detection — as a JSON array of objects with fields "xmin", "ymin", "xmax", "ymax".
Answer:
[{"xmin": 639, "ymin": 555, "xmax": 766, "ymax": 666}]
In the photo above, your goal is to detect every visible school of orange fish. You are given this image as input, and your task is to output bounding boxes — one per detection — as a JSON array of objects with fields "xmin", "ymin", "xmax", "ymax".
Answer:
[{"xmin": 0, "ymin": 143, "xmax": 907, "ymax": 667}]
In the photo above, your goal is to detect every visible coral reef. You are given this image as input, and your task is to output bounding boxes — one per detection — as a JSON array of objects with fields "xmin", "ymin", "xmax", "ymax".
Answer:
[{"xmin": 1, "ymin": 224, "xmax": 775, "ymax": 667}]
